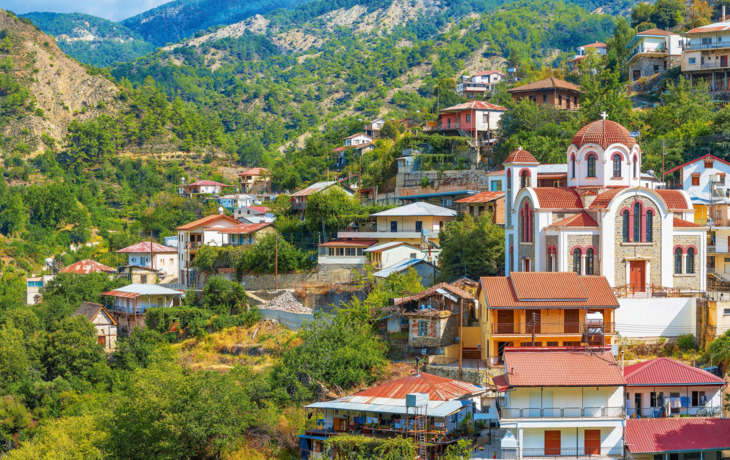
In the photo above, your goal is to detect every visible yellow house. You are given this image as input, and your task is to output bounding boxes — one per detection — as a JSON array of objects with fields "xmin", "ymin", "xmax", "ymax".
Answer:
[{"xmin": 476, "ymin": 272, "xmax": 619, "ymax": 366}]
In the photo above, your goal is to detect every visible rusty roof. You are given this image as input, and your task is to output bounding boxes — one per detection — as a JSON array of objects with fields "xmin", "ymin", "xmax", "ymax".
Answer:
[
  {"xmin": 175, "ymin": 214, "xmax": 241, "ymax": 231},
  {"xmin": 238, "ymin": 167, "xmax": 269, "ymax": 176},
  {"xmin": 117, "ymin": 242, "xmax": 177, "ymax": 254},
  {"xmin": 503, "ymin": 148, "xmax": 539, "ymax": 164},
  {"xmin": 439, "ymin": 100, "xmax": 508, "ymax": 112},
  {"xmin": 532, "ymin": 187, "xmax": 583, "ymax": 209},
  {"xmin": 455, "ymin": 191, "xmax": 505, "ymax": 203},
  {"xmin": 626, "ymin": 419, "xmax": 730, "ymax": 454},
  {"xmin": 318, "ymin": 238, "xmax": 379, "ymax": 248},
  {"xmin": 218, "ymin": 222, "xmax": 273, "ymax": 234},
  {"xmin": 394, "ymin": 282, "xmax": 475, "ymax": 306},
  {"xmin": 507, "ymin": 77, "xmax": 582, "ymax": 93},
  {"xmin": 59, "ymin": 259, "xmax": 116, "ymax": 275},
  {"xmin": 290, "ymin": 181, "xmax": 340, "ymax": 197},
  {"xmin": 624, "ymin": 357, "xmax": 725, "ymax": 386},
  {"xmin": 548, "ymin": 212, "xmax": 598, "ymax": 228},
  {"xmin": 479, "ymin": 274, "xmax": 619, "ymax": 308},
  {"xmin": 502, "ymin": 349, "xmax": 626, "ymax": 387},
  {"xmin": 349, "ymin": 371, "xmax": 483, "ymax": 401},
  {"xmin": 571, "ymin": 119, "xmax": 637, "ymax": 149}
]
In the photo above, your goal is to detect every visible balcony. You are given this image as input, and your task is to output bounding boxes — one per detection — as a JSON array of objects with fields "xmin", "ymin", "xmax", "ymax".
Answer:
[
  {"xmin": 490, "ymin": 322, "xmax": 615, "ymax": 335},
  {"xmin": 700, "ymin": 60, "xmax": 730, "ymax": 70},
  {"xmin": 500, "ymin": 407, "xmax": 624, "ymax": 419},
  {"xmin": 686, "ymin": 41, "xmax": 730, "ymax": 51},
  {"xmin": 337, "ymin": 230, "xmax": 440, "ymax": 240},
  {"xmin": 628, "ymin": 46, "xmax": 666, "ymax": 62},
  {"xmin": 518, "ymin": 446, "xmax": 623, "ymax": 458},
  {"xmin": 627, "ymin": 406, "xmax": 722, "ymax": 418}
]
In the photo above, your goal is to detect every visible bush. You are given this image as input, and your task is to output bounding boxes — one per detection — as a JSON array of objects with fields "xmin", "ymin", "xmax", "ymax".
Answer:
[{"xmin": 677, "ymin": 334, "xmax": 697, "ymax": 352}]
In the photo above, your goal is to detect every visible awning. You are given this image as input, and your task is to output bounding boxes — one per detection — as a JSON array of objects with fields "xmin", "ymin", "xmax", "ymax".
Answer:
[{"xmin": 305, "ymin": 400, "xmax": 466, "ymax": 418}]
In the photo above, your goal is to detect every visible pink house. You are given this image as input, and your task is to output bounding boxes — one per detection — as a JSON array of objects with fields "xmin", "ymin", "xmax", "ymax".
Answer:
[{"xmin": 438, "ymin": 100, "xmax": 507, "ymax": 139}]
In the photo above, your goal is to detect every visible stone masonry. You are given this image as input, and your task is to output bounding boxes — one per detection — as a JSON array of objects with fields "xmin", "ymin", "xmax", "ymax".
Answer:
[
  {"xmin": 613, "ymin": 196, "xmax": 662, "ymax": 286},
  {"xmin": 673, "ymin": 234, "xmax": 702, "ymax": 290}
]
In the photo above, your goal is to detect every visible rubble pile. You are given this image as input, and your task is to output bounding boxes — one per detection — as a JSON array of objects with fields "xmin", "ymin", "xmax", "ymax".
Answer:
[{"xmin": 260, "ymin": 291, "xmax": 311, "ymax": 314}]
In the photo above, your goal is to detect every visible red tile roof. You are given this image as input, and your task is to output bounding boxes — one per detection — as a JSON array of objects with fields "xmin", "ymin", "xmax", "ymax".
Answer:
[
  {"xmin": 687, "ymin": 23, "xmax": 730, "ymax": 33},
  {"xmin": 350, "ymin": 372, "xmax": 483, "ymax": 402},
  {"xmin": 116, "ymin": 242, "xmax": 177, "ymax": 254},
  {"xmin": 589, "ymin": 187, "xmax": 627, "ymax": 208},
  {"xmin": 531, "ymin": 187, "xmax": 583, "ymax": 209},
  {"xmin": 655, "ymin": 189, "xmax": 692, "ymax": 210},
  {"xmin": 503, "ymin": 148, "xmax": 539, "ymax": 164},
  {"xmin": 623, "ymin": 357, "xmax": 725, "ymax": 386},
  {"xmin": 248, "ymin": 205, "xmax": 269, "ymax": 214},
  {"xmin": 571, "ymin": 119, "xmax": 637, "ymax": 149},
  {"xmin": 582, "ymin": 41, "xmax": 607, "ymax": 48},
  {"xmin": 663, "ymin": 154, "xmax": 730, "ymax": 175},
  {"xmin": 318, "ymin": 239, "xmax": 378, "ymax": 248},
  {"xmin": 218, "ymin": 222, "xmax": 273, "ymax": 234},
  {"xmin": 394, "ymin": 282, "xmax": 474, "ymax": 306},
  {"xmin": 549, "ymin": 212, "xmax": 598, "ymax": 228},
  {"xmin": 479, "ymin": 274, "xmax": 619, "ymax": 308},
  {"xmin": 455, "ymin": 191, "xmax": 505, "ymax": 203},
  {"xmin": 59, "ymin": 259, "xmax": 116, "ymax": 275},
  {"xmin": 673, "ymin": 218, "xmax": 702, "ymax": 228},
  {"xmin": 492, "ymin": 374, "xmax": 510, "ymax": 392},
  {"xmin": 238, "ymin": 167, "xmax": 269, "ymax": 176},
  {"xmin": 637, "ymin": 28, "xmax": 677, "ymax": 36},
  {"xmin": 440, "ymin": 100, "xmax": 508, "ymax": 112},
  {"xmin": 186, "ymin": 180, "xmax": 232, "ymax": 187},
  {"xmin": 626, "ymin": 419, "xmax": 730, "ymax": 454},
  {"xmin": 507, "ymin": 77, "xmax": 582, "ymax": 93},
  {"xmin": 176, "ymin": 214, "xmax": 241, "ymax": 231},
  {"xmin": 502, "ymin": 349, "xmax": 625, "ymax": 387}
]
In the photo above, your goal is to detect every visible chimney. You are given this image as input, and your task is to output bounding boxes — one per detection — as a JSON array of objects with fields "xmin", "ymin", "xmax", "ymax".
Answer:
[{"xmin": 415, "ymin": 356, "xmax": 421, "ymax": 376}]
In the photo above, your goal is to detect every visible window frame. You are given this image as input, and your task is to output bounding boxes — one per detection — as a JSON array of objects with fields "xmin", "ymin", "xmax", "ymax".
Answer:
[
  {"xmin": 573, "ymin": 248, "xmax": 582, "ymax": 274},
  {"xmin": 686, "ymin": 247, "xmax": 695, "ymax": 274},
  {"xmin": 418, "ymin": 320, "xmax": 428, "ymax": 337},
  {"xmin": 612, "ymin": 154, "xmax": 622, "ymax": 178},
  {"xmin": 674, "ymin": 247, "xmax": 683, "ymax": 274},
  {"xmin": 645, "ymin": 210, "xmax": 653, "ymax": 242},
  {"xmin": 585, "ymin": 248, "xmax": 594, "ymax": 275},
  {"xmin": 587, "ymin": 154, "xmax": 597, "ymax": 177}
]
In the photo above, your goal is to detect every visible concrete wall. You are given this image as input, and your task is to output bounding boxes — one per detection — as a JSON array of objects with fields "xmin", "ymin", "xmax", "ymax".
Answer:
[
  {"xmin": 616, "ymin": 297, "xmax": 696, "ymax": 340},
  {"xmin": 258, "ymin": 308, "xmax": 314, "ymax": 330}
]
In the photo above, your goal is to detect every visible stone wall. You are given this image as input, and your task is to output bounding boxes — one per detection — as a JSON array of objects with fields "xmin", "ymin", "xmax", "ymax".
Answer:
[
  {"xmin": 239, "ymin": 264, "xmax": 364, "ymax": 290},
  {"xmin": 517, "ymin": 197, "xmax": 535, "ymax": 269},
  {"xmin": 259, "ymin": 308, "xmax": 314, "ymax": 330},
  {"xmin": 673, "ymin": 234, "xmax": 702, "ymax": 290},
  {"xmin": 566, "ymin": 234, "xmax": 601, "ymax": 274},
  {"xmin": 613, "ymin": 196, "xmax": 662, "ymax": 286},
  {"xmin": 630, "ymin": 55, "xmax": 668, "ymax": 81},
  {"xmin": 408, "ymin": 314, "xmax": 459, "ymax": 348}
]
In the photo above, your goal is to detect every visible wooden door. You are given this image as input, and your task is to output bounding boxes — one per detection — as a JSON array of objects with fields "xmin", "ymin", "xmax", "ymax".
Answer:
[
  {"xmin": 584, "ymin": 430, "xmax": 601, "ymax": 455},
  {"xmin": 544, "ymin": 431, "xmax": 561, "ymax": 455},
  {"xmin": 564, "ymin": 309, "xmax": 579, "ymax": 334},
  {"xmin": 497, "ymin": 310, "xmax": 514, "ymax": 334},
  {"xmin": 524, "ymin": 258, "xmax": 531, "ymax": 272},
  {"xmin": 97, "ymin": 335, "xmax": 106, "ymax": 347},
  {"xmin": 629, "ymin": 261, "xmax": 645, "ymax": 292},
  {"xmin": 722, "ymin": 55, "xmax": 728, "ymax": 67},
  {"xmin": 334, "ymin": 418, "xmax": 347, "ymax": 432}
]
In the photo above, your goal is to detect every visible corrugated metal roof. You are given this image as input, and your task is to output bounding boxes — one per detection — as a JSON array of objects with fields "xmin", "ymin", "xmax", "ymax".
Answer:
[
  {"xmin": 318, "ymin": 239, "xmax": 378, "ymax": 248},
  {"xmin": 686, "ymin": 21, "xmax": 730, "ymax": 34},
  {"xmin": 507, "ymin": 77, "xmax": 582, "ymax": 93},
  {"xmin": 393, "ymin": 282, "xmax": 474, "ymax": 306},
  {"xmin": 290, "ymin": 181, "xmax": 338, "ymax": 197},
  {"xmin": 372, "ymin": 258, "xmax": 435, "ymax": 278},
  {"xmin": 455, "ymin": 191, "xmax": 505, "ymax": 203},
  {"xmin": 624, "ymin": 357, "xmax": 725, "ymax": 386},
  {"xmin": 306, "ymin": 399, "xmax": 466, "ymax": 418},
  {"xmin": 348, "ymin": 372, "xmax": 483, "ymax": 401},
  {"xmin": 117, "ymin": 242, "xmax": 177, "ymax": 254},
  {"xmin": 176, "ymin": 214, "xmax": 241, "ymax": 231},
  {"xmin": 103, "ymin": 284, "xmax": 183, "ymax": 298},
  {"xmin": 238, "ymin": 167, "xmax": 269, "ymax": 176},
  {"xmin": 502, "ymin": 349, "xmax": 625, "ymax": 387},
  {"xmin": 370, "ymin": 202, "xmax": 457, "ymax": 218},
  {"xmin": 479, "ymin": 274, "xmax": 619, "ymax": 308},
  {"xmin": 59, "ymin": 259, "xmax": 116, "ymax": 275},
  {"xmin": 439, "ymin": 100, "xmax": 508, "ymax": 112},
  {"xmin": 626, "ymin": 419, "xmax": 730, "ymax": 454}
]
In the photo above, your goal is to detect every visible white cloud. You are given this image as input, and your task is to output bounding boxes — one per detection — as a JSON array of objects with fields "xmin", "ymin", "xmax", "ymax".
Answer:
[{"xmin": 5, "ymin": 0, "xmax": 172, "ymax": 22}]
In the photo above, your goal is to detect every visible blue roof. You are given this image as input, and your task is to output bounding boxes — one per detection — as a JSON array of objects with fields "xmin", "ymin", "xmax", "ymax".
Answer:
[{"xmin": 398, "ymin": 190, "xmax": 479, "ymax": 200}]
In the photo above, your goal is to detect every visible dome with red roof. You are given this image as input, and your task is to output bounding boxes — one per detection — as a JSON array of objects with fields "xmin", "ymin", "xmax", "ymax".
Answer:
[
  {"xmin": 571, "ymin": 119, "xmax": 637, "ymax": 149},
  {"xmin": 503, "ymin": 148, "xmax": 539, "ymax": 164}
]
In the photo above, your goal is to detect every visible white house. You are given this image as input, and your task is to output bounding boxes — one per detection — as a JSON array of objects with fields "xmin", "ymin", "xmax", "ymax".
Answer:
[
  {"xmin": 664, "ymin": 154, "xmax": 730, "ymax": 208},
  {"xmin": 103, "ymin": 283, "xmax": 183, "ymax": 334},
  {"xmin": 627, "ymin": 29, "xmax": 685, "ymax": 83},
  {"xmin": 176, "ymin": 214, "xmax": 242, "ymax": 287},
  {"xmin": 456, "ymin": 70, "xmax": 504, "ymax": 98},
  {"xmin": 496, "ymin": 348, "xmax": 625, "ymax": 458},
  {"xmin": 363, "ymin": 241, "xmax": 430, "ymax": 268},
  {"xmin": 364, "ymin": 118, "xmax": 385, "ymax": 138},
  {"xmin": 26, "ymin": 274, "xmax": 55, "ymax": 305},
  {"xmin": 682, "ymin": 19, "xmax": 730, "ymax": 91},
  {"xmin": 178, "ymin": 180, "xmax": 233, "ymax": 197},
  {"xmin": 116, "ymin": 242, "xmax": 178, "ymax": 279},
  {"xmin": 317, "ymin": 239, "xmax": 377, "ymax": 265},
  {"xmin": 72, "ymin": 302, "xmax": 118, "ymax": 350},
  {"xmin": 344, "ymin": 133, "xmax": 373, "ymax": 147},
  {"xmin": 568, "ymin": 42, "xmax": 608, "ymax": 71}
]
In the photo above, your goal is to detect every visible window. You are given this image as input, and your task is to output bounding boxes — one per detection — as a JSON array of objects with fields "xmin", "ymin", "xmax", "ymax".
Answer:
[
  {"xmin": 418, "ymin": 320, "xmax": 428, "ymax": 337},
  {"xmin": 571, "ymin": 155, "xmax": 576, "ymax": 179},
  {"xmin": 567, "ymin": 98, "xmax": 571, "ymax": 109},
  {"xmin": 634, "ymin": 157, "xmax": 638, "ymax": 178},
  {"xmin": 687, "ymin": 247, "xmax": 695, "ymax": 274},
  {"xmin": 483, "ymin": 113, "xmax": 489, "ymax": 123},
  {"xmin": 558, "ymin": 94, "xmax": 562, "ymax": 105},
  {"xmin": 646, "ymin": 210, "xmax": 653, "ymax": 242},
  {"xmin": 543, "ymin": 94, "xmax": 548, "ymax": 103},
  {"xmin": 520, "ymin": 170, "xmax": 531, "ymax": 188},
  {"xmin": 691, "ymin": 391, "xmax": 706, "ymax": 407},
  {"xmin": 141, "ymin": 275, "xmax": 148, "ymax": 284},
  {"xmin": 519, "ymin": 210, "xmax": 525, "ymax": 242},
  {"xmin": 573, "ymin": 248, "xmax": 582, "ymax": 274},
  {"xmin": 390, "ymin": 221, "xmax": 398, "ymax": 232},
  {"xmin": 692, "ymin": 174, "xmax": 700, "ymax": 186},
  {"xmin": 653, "ymin": 64, "xmax": 659, "ymax": 73},
  {"xmin": 689, "ymin": 57, "xmax": 696, "ymax": 65},
  {"xmin": 466, "ymin": 114, "xmax": 471, "ymax": 123},
  {"xmin": 357, "ymin": 248, "xmax": 364, "ymax": 256},
  {"xmin": 491, "ymin": 181, "xmax": 502, "ymax": 191},
  {"xmin": 574, "ymin": 96, "xmax": 578, "ymax": 106},
  {"xmin": 587, "ymin": 154, "xmax": 597, "ymax": 177},
  {"xmin": 675, "ymin": 247, "xmax": 683, "ymax": 274},
  {"xmin": 705, "ymin": 159, "xmax": 714, "ymax": 168},
  {"xmin": 585, "ymin": 248, "xmax": 594, "ymax": 275},
  {"xmin": 650, "ymin": 392, "xmax": 664, "ymax": 407},
  {"xmin": 415, "ymin": 221, "xmax": 423, "ymax": 233},
  {"xmin": 633, "ymin": 202, "xmax": 642, "ymax": 242},
  {"xmin": 612, "ymin": 154, "xmax": 622, "ymax": 177},
  {"xmin": 622, "ymin": 210, "xmax": 630, "ymax": 242},
  {"xmin": 507, "ymin": 169, "xmax": 512, "ymax": 189},
  {"xmin": 724, "ymin": 308, "xmax": 730, "ymax": 316}
]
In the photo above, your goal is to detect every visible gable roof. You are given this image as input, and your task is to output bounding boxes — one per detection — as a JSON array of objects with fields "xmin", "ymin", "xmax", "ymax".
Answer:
[
  {"xmin": 394, "ymin": 282, "xmax": 474, "ymax": 306},
  {"xmin": 637, "ymin": 28, "xmax": 677, "ymax": 36},
  {"xmin": 238, "ymin": 167, "xmax": 269, "ymax": 176},
  {"xmin": 363, "ymin": 241, "xmax": 423, "ymax": 252},
  {"xmin": 473, "ymin": 70, "xmax": 503, "ymax": 76},
  {"xmin": 350, "ymin": 371, "xmax": 483, "ymax": 402},
  {"xmin": 318, "ymin": 238, "xmax": 379, "ymax": 248},
  {"xmin": 370, "ymin": 202, "xmax": 457, "ymax": 218},
  {"xmin": 623, "ymin": 357, "xmax": 725, "ymax": 386},
  {"xmin": 218, "ymin": 222, "xmax": 273, "ymax": 235},
  {"xmin": 72, "ymin": 302, "xmax": 118, "ymax": 325},
  {"xmin": 626, "ymin": 419, "xmax": 730, "ymax": 454},
  {"xmin": 439, "ymin": 100, "xmax": 508, "ymax": 112},
  {"xmin": 531, "ymin": 187, "xmax": 583, "ymax": 209},
  {"xmin": 185, "ymin": 180, "xmax": 231, "ymax": 187},
  {"xmin": 176, "ymin": 214, "xmax": 241, "ymax": 231},
  {"xmin": 673, "ymin": 218, "xmax": 702, "ymax": 228},
  {"xmin": 373, "ymin": 258, "xmax": 438, "ymax": 279},
  {"xmin": 502, "ymin": 349, "xmax": 625, "ymax": 387},
  {"xmin": 548, "ymin": 212, "xmax": 598, "ymax": 228},
  {"xmin": 664, "ymin": 154, "xmax": 730, "ymax": 175},
  {"xmin": 103, "ymin": 283, "xmax": 183, "ymax": 298},
  {"xmin": 479, "ymin": 274, "xmax": 619, "ymax": 308},
  {"xmin": 345, "ymin": 132, "xmax": 372, "ymax": 140},
  {"xmin": 655, "ymin": 189, "xmax": 692, "ymax": 210},
  {"xmin": 687, "ymin": 20, "xmax": 730, "ymax": 34},
  {"xmin": 507, "ymin": 77, "xmax": 582, "ymax": 93},
  {"xmin": 59, "ymin": 259, "xmax": 116, "ymax": 275},
  {"xmin": 455, "ymin": 191, "xmax": 505, "ymax": 203},
  {"xmin": 290, "ymin": 181, "xmax": 342, "ymax": 197},
  {"xmin": 581, "ymin": 41, "xmax": 607, "ymax": 48},
  {"xmin": 117, "ymin": 242, "xmax": 177, "ymax": 254}
]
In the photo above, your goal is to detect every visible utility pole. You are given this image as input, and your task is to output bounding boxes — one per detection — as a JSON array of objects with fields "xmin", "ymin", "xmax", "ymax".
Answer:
[
  {"xmin": 661, "ymin": 139, "xmax": 665, "ymax": 179},
  {"xmin": 458, "ymin": 297, "xmax": 463, "ymax": 380},
  {"xmin": 275, "ymin": 233, "xmax": 278, "ymax": 290},
  {"xmin": 149, "ymin": 232, "xmax": 154, "ymax": 271},
  {"xmin": 358, "ymin": 152, "xmax": 362, "ymax": 203}
]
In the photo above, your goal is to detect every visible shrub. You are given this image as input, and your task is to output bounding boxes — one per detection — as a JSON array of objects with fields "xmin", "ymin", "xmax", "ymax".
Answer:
[{"xmin": 677, "ymin": 334, "xmax": 697, "ymax": 351}]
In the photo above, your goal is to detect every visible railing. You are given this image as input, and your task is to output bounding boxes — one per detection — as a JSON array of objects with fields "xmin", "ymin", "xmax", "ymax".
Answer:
[
  {"xmin": 519, "ymin": 446, "xmax": 624, "ymax": 457},
  {"xmin": 628, "ymin": 46, "xmax": 666, "ymax": 61},
  {"xmin": 501, "ymin": 407, "xmax": 624, "ymax": 419},
  {"xmin": 627, "ymin": 405, "xmax": 722, "ymax": 418},
  {"xmin": 291, "ymin": 202, "xmax": 306, "ymax": 210},
  {"xmin": 700, "ymin": 61, "xmax": 730, "ymax": 69},
  {"xmin": 612, "ymin": 284, "xmax": 635, "ymax": 298},
  {"xmin": 686, "ymin": 41, "xmax": 730, "ymax": 51},
  {"xmin": 491, "ymin": 322, "xmax": 615, "ymax": 335}
]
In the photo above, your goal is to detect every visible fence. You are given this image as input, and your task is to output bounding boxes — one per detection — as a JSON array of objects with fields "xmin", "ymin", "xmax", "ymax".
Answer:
[
  {"xmin": 500, "ymin": 407, "xmax": 624, "ymax": 419},
  {"xmin": 517, "ymin": 446, "xmax": 623, "ymax": 457}
]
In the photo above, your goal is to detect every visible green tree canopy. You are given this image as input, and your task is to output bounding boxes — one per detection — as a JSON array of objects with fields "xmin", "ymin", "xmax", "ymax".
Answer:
[{"xmin": 438, "ymin": 214, "xmax": 505, "ymax": 281}]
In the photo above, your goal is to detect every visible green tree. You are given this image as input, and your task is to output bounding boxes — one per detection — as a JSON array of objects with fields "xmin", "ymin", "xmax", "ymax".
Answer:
[
  {"xmin": 5, "ymin": 414, "xmax": 107, "ymax": 459},
  {"xmin": 438, "ymin": 214, "xmax": 505, "ymax": 281},
  {"xmin": 304, "ymin": 187, "xmax": 366, "ymax": 236},
  {"xmin": 443, "ymin": 439, "xmax": 475, "ymax": 460},
  {"xmin": 202, "ymin": 276, "xmax": 248, "ymax": 315},
  {"xmin": 606, "ymin": 17, "xmax": 634, "ymax": 82},
  {"xmin": 650, "ymin": 0, "xmax": 684, "ymax": 30},
  {"xmin": 580, "ymin": 67, "xmax": 634, "ymax": 126},
  {"xmin": 0, "ymin": 396, "xmax": 33, "ymax": 454},
  {"xmin": 41, "ymin": 316, "xmax": 106, "ymax": 381},
  {"xmin": 0, "ymin": 323, "xmax": 29, "ymax": 390}
]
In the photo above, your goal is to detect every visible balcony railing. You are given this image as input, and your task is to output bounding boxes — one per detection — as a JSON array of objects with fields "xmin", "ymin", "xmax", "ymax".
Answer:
[
  {"xmin": 518, "ymin": 446, "xmax": 624, "ymax": 458},
  {"xmin": 686, "ymin": 41, "xmax": 730, "ymax": 51},
  {"xmin": 491, "ymin": 322, "xmax": 614, "ymax": 335},
  {"xmin": 700, "ymin": 61, "xmax": 730, "ymax": 69},
  {"xmin": 500, "ymin": 407, "xmax": 625, "ymax": 419},
  {"xmin": 628, "ymin": 46, "xmax": 666, "ymax": 61},
  {"xmin": 627, "ymin": 405, "xmax": 723, "ymax": 418}
]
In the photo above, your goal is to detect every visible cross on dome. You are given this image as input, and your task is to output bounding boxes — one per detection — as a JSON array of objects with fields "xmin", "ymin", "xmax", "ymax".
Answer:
[{"xmin": 600, "ymin": 111, "xmax": 608, "ymax": 120}]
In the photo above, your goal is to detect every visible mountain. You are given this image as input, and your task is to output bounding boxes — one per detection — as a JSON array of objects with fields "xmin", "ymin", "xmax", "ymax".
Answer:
[
  {"xmin": 0, "ymin": 10, "xmax": 121, "ymax": 155},
  {"xmin": 120, "ymin": 0, "xmax": 316, "ymax": 46},
  {"xmin": 21, "ymin": 12, "xmax": 155, "ymax": 67}
]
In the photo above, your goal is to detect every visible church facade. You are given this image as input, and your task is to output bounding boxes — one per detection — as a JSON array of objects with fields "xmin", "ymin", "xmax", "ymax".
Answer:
[{"xmin": 503, "ymin": 119, "xmax": 707, "ymax": 292}]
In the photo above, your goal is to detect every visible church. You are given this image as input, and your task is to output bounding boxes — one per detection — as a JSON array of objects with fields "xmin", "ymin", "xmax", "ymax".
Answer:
[{"xmin": 503, "ymin": 117, "xmax": 707, "ymax": 292}]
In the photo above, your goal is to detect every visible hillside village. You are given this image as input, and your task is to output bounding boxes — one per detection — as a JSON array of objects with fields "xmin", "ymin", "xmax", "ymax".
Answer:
[{"xmin": 4, "ymin": 0, "xmax": 730, "ymax": 458}]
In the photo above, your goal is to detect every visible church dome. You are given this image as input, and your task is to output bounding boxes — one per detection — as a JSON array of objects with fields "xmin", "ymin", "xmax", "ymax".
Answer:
[
  {"xmin": 504, "ymin": 148, "xmax": 539, "ymax": 164},
  {"xmin": 571, "ymin": 119, "xmax": 636, "ymax": 149}
]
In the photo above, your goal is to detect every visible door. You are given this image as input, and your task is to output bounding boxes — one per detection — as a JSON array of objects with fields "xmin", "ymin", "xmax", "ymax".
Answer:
[
  {"xmin": 564, "ymin": 309, "xmax": 579, "ymax": 334},
  {"xmin": 722, "ymin": 55, "xmax": 728, "ymax": 67},
  {"xmin": 97, "ymin": 335, "xmax": 106, "ymax": 347},
  {"xmin": 497, "ymin": 310, "xmax": 514, "ymax": 334},
  {"xmin": 584, "ymin": 430, "xmax": 601, "ymax": 455},
  {"xmin": 524, "ymin": 258, "xmax": 531, "ymax": 272},
  {"xmin": 545, "ymin": 431, "xmax": 561, "ymax": 455},
  {"xmin": 629, "ymin": 261, "xmax": 645, "ymax": 292}
]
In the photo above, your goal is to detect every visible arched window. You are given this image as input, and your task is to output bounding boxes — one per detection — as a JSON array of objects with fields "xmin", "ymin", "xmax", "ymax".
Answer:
[
  {"xmin": 573, "ymin": 248, "xmax": 582, "ymax": 274},
  {"xmin": 571, "ymin": 154, "xmax": 576, "ymax": 179},
  {"xmin": 507, "ymin": 169, "xmax": 512, "ymax": 189},
  {"xmin": 686, "ymin": 247, "xmax": 695, "ymax": 274},
  {"xmin": 519, "ymin": 209, "xmax": 525, "ymax": 242},
  {"xmin": 528, "ymin": 209, "xmax": 533, "ymax": 242},
  {"xmin": 546, "ymin": 247, "xmax": 552, "ymax": 272},
  {"xmin": 645, "ymin": 210, "xmax": 653, "ymax": 243},
  {"xmin": 633, "ymin": 202, "xmax": 642, "ymax": 242},
  {"xmin": 674, "ymin": 247, "xmax": 683, "ymax": 274},
  {"xmin": 587, "ymin": 154, "xmax": 597, "ymax": 177},
  {"xmin": 633, "ymin": 156, "xmax": 638, "ymax": 179},
  {"xmin": 612, "ymin": 154, "xmax": 622, "ymax": 178},
  {"xmin": 622, "ymin": 210, "xmax": 630, "ymax": 242},
  {"xmin": 585, "ymin": 248, "xmax": 594, "ymax": 275},
  {"xmin": 520, "ymin": 170, "xmax": 531, "ymax": 188}
]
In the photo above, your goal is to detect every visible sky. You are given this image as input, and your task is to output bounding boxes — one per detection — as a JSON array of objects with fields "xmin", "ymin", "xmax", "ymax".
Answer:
[{"xmin": 3, "ymin": 0, "xmax": 172, "ymax": 21}]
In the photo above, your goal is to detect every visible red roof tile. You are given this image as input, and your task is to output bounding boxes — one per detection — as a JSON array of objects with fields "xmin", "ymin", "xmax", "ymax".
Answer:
[
  {"xmin": 589, "ymin": 187, "xmax": 627, "ymax": 208},
  {"xmin": 655, "ymin": 189, "xmax": 692, "ymax": 210},
  {"xmin": 394, "ymin": 282, "xmax": 474, "ymax": 305},
  {"xmin": 479, "ymin": 274, "xmax": 619, "ymax": 308},
  {"xmin": 176, "ymin": 214, "xmax": 241, "ymax": 230},
  {"xmin": 117, "ymin": 242, "xmax": 177, "ymax": 254},
  {"xmin": 350, "ymin": 372, "xmax": 483, "ymax": 402},
  {"xmin": 318, "ymin": 239, "xmax": 378, "ymax": 248},
  {"xmin": 637, "ymin": 28, "xmax": 677, "ymax": 36},
  {"xmin": 626, "ymin": 419, "xmax": 730, "ymax": 454},
  {"xmin": 439, "ymin": 100, "xmax": 508, "ymax": 112},
  {"xmin": 531, "ymin": 187, "xmax": 583, "ymax": 209},
  {"xmin": 492, "ymin": 374, "xmax": 510, "ymax": 392},
  {"xmin": 218, "ymin": 222, "xmax": 273, "ymax": 234},
  {"xmin": 502, "ymin": 349, "xmax": 625, "ymax": 387},
  {"xmin": 59, "ymin": 259, "xmax": 116, "ymax": 275},
  {"xmin": 687, "ymin": 24, "xmax": 730, "ymax": 33},
  {"xmin": 186, "ymin": 180, "xmax": 232, "ymax": 187},
  {"xmin": 663, "ymin": 154, "xmax": 730, "ymax": 175},
  {"xmin": 503, "ymin": 148, "xmax": 539, "ymax": 164},
  {"xmin": 673, "ymin": 218, "xmax": 702, "ymax": 228},
  {"xmin": 238, "ymin": 167, "xmax": 269, "ymax": 176},
  {"xmin": 507, "ymin": 77, "xmax": 582, "ymax": 93},
  {"xmin": 455, "ymin": 191, "xmax": 505, "ymax": 203},
  {"xmin": 623, "ymin": 357, "xmax": 725, "ymax": 386},
  {"xmin": 582, "ymin": 42, "xmax": 607, "ymax": 48},
  {"xmin": 248, "ymin": 206, "xmax": 269, "ymax": 214},
  {"xmin": 549, "ymin": 212, "xmax": 598, "ymax": 228},
  {"xmin": 571, "ymin": 119, "xmax": 637, "ymax": 149}
]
